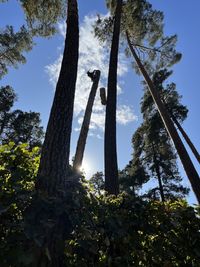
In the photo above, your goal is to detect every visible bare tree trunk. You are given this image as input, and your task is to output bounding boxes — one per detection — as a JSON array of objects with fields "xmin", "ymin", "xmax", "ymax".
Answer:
[
  {"xmin": 36, "ymin": 0, "xmax": 79, "ymax": 195},
  {"xmin": 172, "ymin": 115, "xmax": 200, "ymax": 164},
  {"xmin": 156, "ymin": 167, "xmax": 165, "ymax": 202},
  {"xmin": 73, "ymin": 70, "xmax": 101, "ymax": 170},
  {"xmin": 162, "ymin": 97, "xmax": 200, "ymax": 165},
  {"xmin": 126, "ymin": 31, "xmax": 200, "ymax": 203},
  {"xmin": 152, "ymin": 145, "xmax": 165, "ymax": 202},
  {"xmin": 29, "ymin": 1, "xmax": 79, "ymax": 265},
  {"xmin": 105, "ymin": 0, "xmax": 123, "ymax": 195}
]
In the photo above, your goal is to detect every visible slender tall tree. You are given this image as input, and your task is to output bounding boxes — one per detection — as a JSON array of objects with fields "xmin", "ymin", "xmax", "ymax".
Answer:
[
  {"xmin": 36, "ymin": 0, "xmax": 79, "ymax": 195},
  {"xmin": 129, "ymin": 70, "xmax": 189, "ymax": 202},
  {"xmin": 126, "ymin": 36, "xmax": 200, "ymax": 203},
  {"xmin": 104, "ymin": 0, "xmax": 123, "ymax": 195},
  {"xmin": 73, "ymin": 70, "xmax": 101, "ymax": 171}
]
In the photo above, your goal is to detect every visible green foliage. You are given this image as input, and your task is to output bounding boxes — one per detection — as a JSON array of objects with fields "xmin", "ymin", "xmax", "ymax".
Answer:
[
  {"xmin": 95, "ymin": 0, "xmax": 164, "ymax": 45},
  {"xmin": 0, "ymin": 0, "xmax": 68, "ymax": 79},
  {"xmin": 0, "ymin": 25, "xmax": 33, "ymax": 78},
  {"xmin": 141, "ymin": 69, "xmax": 188, "ymax": 123},
  {"xmin": 64, "ymin": 193, "xmax": 200, "ymax": 266},
  {"xmin": 95, "ymin": 0, "xmax": 181, "ymax": 74},
  {"xmin": 119, "ymin": 158, "xmax": 150, "ymax": 195},
  {"xmin": 0, "ymin": 86, "xmax": 44, "ymax": 147},
  {"xmin": 20, "ymin": 0, "xmax": 66, "ymax": 36},
  {"xmin": 0, "ymin": 142, "xmax": 40, "ymax": 266},
  {"xmin": 0, "ymin": 86, "xmax": 17, "ymax": 138},
  {"xmin": 89, "ymin": 171, "xmax": 105, "ymax": 194},
  {"xmin": 3, "ymin": 109, "xmax": 44, "ymax": 147},
  {"xmin": 0, "ymin": 85, "xmax": 17, "ymax": 113},
  {"xmin": 0, "ymin": 147, "xmax": 199, "ymax": 266},
  {"xmin": 129, "ymin": 69, "xmax": 189, "ymax": 201},
  {"xmin": 122, "ymin": 0, "xmax": 164, "ymax": 46}
]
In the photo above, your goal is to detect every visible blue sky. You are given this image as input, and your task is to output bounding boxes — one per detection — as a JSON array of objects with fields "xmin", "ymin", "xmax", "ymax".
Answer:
[{"xmin": 1, "ymin": 1, "xmax": 200, "ymax": 203}]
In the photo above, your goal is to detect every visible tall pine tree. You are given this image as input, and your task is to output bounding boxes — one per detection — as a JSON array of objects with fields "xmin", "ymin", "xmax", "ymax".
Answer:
[{"xmin": 131, "ymin": 70, "xmax": 189, "ymax": 201}]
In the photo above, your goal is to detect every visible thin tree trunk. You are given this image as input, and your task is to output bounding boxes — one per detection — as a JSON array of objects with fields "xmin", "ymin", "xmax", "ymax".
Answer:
[
  {"xmin": 36, "ymin": 0, "xmax": 79, "ymax": 195},
  {"xmin": 172, "ymin": 115, "xmax": 200, "ymax": 164},
  {"xmin": 162, "ymin": 97, "xmax": 200, "ymax": 165},
  {"xmin": 152, "ymin": 144, "xmax": 165, "ymax": 202},
  {"xmin": 126, "ymin": 31, "xmax": 200, "ymax": 203},
  {"xmin": 105, "ymin": 0, "xmax": 123, "ymax": 195},
  {"xmin": 73, "ymin": 70, "xmax": 101, "ymax": 170},
  {"xmin": 156, "ymin": 169, "xmax": 165, "ymax": 202}
]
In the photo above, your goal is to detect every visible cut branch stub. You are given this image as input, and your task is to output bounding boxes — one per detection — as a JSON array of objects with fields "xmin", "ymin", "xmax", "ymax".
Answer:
[
  {"xmin": 100, "ymin": 87, "xmax": 107, "ymax": 105},
  {"xmin": 87, "ymin": 70, "xmax": 99, "ymax": 82}
]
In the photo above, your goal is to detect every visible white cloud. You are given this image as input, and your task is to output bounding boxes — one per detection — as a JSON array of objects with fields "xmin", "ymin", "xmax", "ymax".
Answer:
[
  {"xmin": 117, "ymin": 105, "xmax": 138, "ymax": 125},
  {"xmin": 46, "ymin": 14, "xmax": 137, "ymax": 137}
]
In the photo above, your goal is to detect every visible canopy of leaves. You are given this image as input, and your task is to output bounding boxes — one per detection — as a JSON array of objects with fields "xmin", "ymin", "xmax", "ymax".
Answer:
[
  {"xmin": 95, "ymin": 0, "xmax": 181, "ymax": 74},
  {"xmin": 0, "ymin": 86, "xmax": 17, "ymax": 137},
  {"xmin": 20, "ymin": 0, "xmax": 66, "ymax": 36},
  {"xmin": 2, "ymin": 110, "xmax": 44, "ymax": 147},
  {"xmin": 89, "ymin": 172, "xmax": 105, "ymax": 194},
  {"xmin": 119, "ymin": 158, "xmax": 150, "ymax": 195},
  {"xmin": 0, "ymin": 85, "xmax": 17, "ymax": 114},
  {"xmin": 0, "ymin": 25, "xmax": 33, "ymax": 78},
  {"xmin": 141, "ymin": 69, "xmax": 188, "ymax": 122},
  {"xmin": 0, "ymin": 86, "xmax": 44, "ymax": 147}
]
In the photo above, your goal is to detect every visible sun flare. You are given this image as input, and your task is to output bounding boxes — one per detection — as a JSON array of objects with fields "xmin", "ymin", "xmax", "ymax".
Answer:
[
  {"xmin": 80, "ymin": 160, "xmax": 90, "ymax": 173},
  {"xmin": 78, "ymin": 159, "xmax": 94, "ymax": 178}
]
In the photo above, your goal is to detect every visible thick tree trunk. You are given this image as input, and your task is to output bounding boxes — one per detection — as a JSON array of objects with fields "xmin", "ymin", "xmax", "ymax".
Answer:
[
  {"xmin": 126, "ymin": 32, "xmax": 200, "ymax": 203},
  {"xmin": 171, "ymin": 115, "xmax": 200, "ymax": 164},
  {"xmin": 105, "ymin": 0, "xmax": 123, "ymax": 195},
  {"xmin": 36, "ymin": 0, "xmax": 79, "ymax": 195},
  {"xmin": 73, "ymin": 70, "xmax": 101, "ymax": 170},
  {"xmin": 28, "ymin": 1, "xmax": 79, "ymax": 266}
]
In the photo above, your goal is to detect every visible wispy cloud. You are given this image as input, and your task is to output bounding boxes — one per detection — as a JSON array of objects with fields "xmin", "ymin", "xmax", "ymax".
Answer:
[{"xmin": 46, "ymin": 14, "xmax": 137, "ymax": 137}]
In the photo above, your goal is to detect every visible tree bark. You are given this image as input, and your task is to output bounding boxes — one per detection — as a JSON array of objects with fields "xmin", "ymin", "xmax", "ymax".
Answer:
[
  {"xmin": 171, "ymin": 115, "xmax": 200, "ymax": 164},
  {"xmin": 162, "ymin": 97, "xmax": 200, "ymax": 165},
  {"xmin": 152, "ymin": 144, "xmax": 165, "ymax": 202},
  {"xmin": 105, "ymin": 0, "xmax": 123, "ymax": 195},
  {"xmin": 73, "ymin": 70, "xmax": 101, "ymax": 170},
  {"xmin": 126, "ymin": 31, "xmax": 200, "ymax": 203},
  {"xmin": 36, "ymin": 0, "xmax": 79, "ymax": 195},
  {"xmin": 28, "ymin": 1, "xmax": 79, "ymax": 266}
]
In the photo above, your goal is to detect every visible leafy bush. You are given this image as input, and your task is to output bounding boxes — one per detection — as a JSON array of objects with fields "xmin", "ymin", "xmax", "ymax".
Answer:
[
  {"xmin": 0, "ymin": 143, "xmax": 200, "ymax": 266},
  {"xmin": 65, "ymin": 193, "xmax": 200, "ymax": 266},
  {"xmin": 0, "ymin": 142, "xmax": 40, "ymax": 266}
]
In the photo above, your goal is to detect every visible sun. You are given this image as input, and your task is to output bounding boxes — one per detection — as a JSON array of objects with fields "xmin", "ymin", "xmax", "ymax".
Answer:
[
  {"xmin": 80, "ymin": 160, "xmax": 90, "ymax": 173},
  {"xmin": 79, "ymin": 158, "xmax": 93, "ymax": 178}
]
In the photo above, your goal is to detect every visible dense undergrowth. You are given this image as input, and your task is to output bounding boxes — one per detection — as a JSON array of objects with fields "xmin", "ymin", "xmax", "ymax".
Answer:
[{"xmin": 0, "ymin": 143, "xmax": 200, "ymax": 266}]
